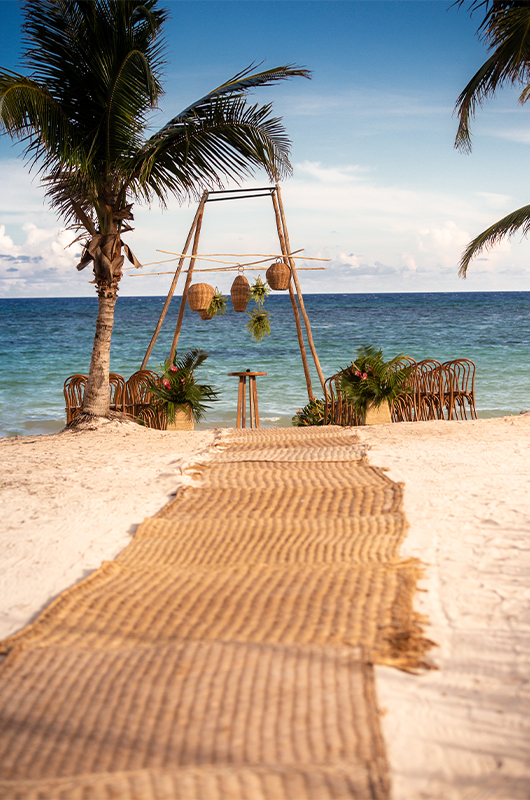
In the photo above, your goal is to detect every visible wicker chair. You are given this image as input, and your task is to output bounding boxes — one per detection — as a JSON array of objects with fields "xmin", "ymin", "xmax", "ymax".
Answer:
[
  {"xmin": 63, "ymin": 375, "xmax": 87, "ymax": 423},
  {"xmin": 125, "ymin": 370, "xmax": 164, "ymax": 428},
  {"xmin": 410, "ymin": 360, "xmax": 442, "ymax": 421},
  {"xmin": 109, "ymin": 373, "xmax": 126, "ymax": 413},
  {"xmin": 389, "ymin": 357, "xmax": 417, "ymax": 422},
  {"xmin": 323, "ymin": 371, "xmax": 361, "ymax": 427},
  {"xmin": 444, "ymin": 359, "xmax": 477, "ymax": 420}
]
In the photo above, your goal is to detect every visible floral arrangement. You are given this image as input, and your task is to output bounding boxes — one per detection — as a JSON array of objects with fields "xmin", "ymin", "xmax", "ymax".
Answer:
[
  {"xmin": 292, "ymin": 397, "xmax": 330, "ymax": 426},
  {"xmin": 339, "ymin": 344, "xmax": 411, "ymax": 416},
  {"xmin": 247, "ymin": 276, "xmax": 271, "ymax": 342},
  {"xmin": 148, "ymin": 348, "xmax": 219, "ymax": 423}
]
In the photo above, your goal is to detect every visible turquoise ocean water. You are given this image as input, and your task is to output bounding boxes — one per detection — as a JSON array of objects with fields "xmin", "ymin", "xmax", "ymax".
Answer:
[{"xmin": 1, "ymin": 292, "xmax": 529, "ymax": 437}]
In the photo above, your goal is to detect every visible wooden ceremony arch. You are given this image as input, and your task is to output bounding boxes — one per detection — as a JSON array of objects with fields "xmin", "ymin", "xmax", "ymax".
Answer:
[{"xmin": 137, "ymin": 184, "xmax": 327, "ymax": 401}]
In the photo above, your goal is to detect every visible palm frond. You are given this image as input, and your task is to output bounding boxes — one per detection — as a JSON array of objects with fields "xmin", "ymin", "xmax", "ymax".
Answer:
[
  {"xmin": 459, "ymin": 203, "xmax": 530, "ymax": 276},
  {"xmin": 455, "ymin": 5, "xmax": 530, "ymax": 152},
  {"xmin": 172, "ymin": 348, "xmax": 209, "ymax": 373},
  {"xmin": 128, "ymin": 96, "xmax": 293, "ymax": 204},
  {"xmin": 172, "ymin": 63, "xmax": 311, "ymax": 122},
  {"xmin": 0, "ymin": 72, "xmax": 77, "ymax": 169}
]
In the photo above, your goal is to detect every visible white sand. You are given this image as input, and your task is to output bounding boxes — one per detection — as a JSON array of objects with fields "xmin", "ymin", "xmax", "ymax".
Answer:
[
  {"xmin": 356, "ymin": 415, "xmax": 530, "ymax": 800},
  {"xmin": 0, "ymin": 420, "xmax": 216, "ymax": 639},
  {"xmin": 1, "ymin": 415, "xmax": 529, "ymax": 798}
]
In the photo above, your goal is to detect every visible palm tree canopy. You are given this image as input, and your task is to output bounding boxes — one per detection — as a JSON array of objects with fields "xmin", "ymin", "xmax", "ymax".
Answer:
[
  {"xmin": 455, "ymin": 1, "xmax": 530, "ymax": 152},
  {"xmin": 0, "ymin": 0, "xmax": 310, "ymax": 419},
  {"xmin": 0, "ymin": 0, "xmax": 310, "ymax": 236}
]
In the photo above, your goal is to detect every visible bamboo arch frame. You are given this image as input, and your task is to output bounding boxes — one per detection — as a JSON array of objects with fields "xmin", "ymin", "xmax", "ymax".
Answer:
[{"xmin": 140, "ymin": 184, "xmax": 326, "ymax": 401}]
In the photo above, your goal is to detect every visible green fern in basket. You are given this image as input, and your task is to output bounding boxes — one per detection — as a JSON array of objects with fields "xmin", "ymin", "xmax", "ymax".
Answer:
[
  {"xmin": 339, "ymin": 345, "xmax": 411, "ymax": 415},
  {"xmin": 148, "ymin": 348, "xmax": 220, "ymax": 422}
]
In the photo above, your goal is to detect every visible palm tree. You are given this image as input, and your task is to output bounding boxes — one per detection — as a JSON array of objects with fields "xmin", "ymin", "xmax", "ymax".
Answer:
[
  {"xmin": 0, "ymin": 0, "xmax": 310, "ymax": 420},
  {"xmin": 455, "ymin": 1, "xmax": 530, "ymax": 275}
]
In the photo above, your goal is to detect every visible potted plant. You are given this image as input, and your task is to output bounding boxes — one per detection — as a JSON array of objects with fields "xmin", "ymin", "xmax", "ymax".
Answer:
[
  {"xmin": 339, "ymin": 345, "xmax": 412, "ymax": 425},
  {"xmin": 292, "ymin": 398, "xmax": 330, "ymax": 426},
  {"xmin": 148, "ymin": 348, "xmax": 220, "ymax": 430}
]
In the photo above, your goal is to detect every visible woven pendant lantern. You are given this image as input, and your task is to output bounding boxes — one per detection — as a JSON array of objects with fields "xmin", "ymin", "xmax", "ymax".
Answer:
[
  {"xmin": 231, "ymin": 274, "xmax": 250, "ymax": 312},
  {"xmin": 188, "ymin": 283, "xmax": 214, "ymax": 312},
  {"xmin": 198, "ymin": 308, "xmax": 214, "ymax": 320},
  {"xmin": 266, "ymin": 260, "xmax": 290, "ymax": 291}
]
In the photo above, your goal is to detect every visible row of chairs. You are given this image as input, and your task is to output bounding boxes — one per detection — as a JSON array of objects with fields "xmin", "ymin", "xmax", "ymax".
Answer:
[
  {"xmin": 63, "ymin": 371, "xmax": 165, "ymax": 428},
  {"xmin": 324, "ymin": 358, "xmax": 477, "ymax": 426}
]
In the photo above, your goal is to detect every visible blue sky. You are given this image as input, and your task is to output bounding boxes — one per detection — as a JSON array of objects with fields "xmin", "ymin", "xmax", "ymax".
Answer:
[{"xmin": 1, "ymin": 0, "xmax": 530, "ymax": 296}]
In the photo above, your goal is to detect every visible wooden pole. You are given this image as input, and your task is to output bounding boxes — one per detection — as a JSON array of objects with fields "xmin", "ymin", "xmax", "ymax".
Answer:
[
  {"xmin": 275, "ymin": 184, "xmax": 326, "ymax": 392},
  {"xmin": 168, "ymin": 192, "xmax": 208, "ymax": 363},
  {"xmin": 271, "ymin": 190, "xmax": 315, "ymax": 401},
  {"xmin": 140, "ymin": 202, "xmax": 202, "ymax": 369}
]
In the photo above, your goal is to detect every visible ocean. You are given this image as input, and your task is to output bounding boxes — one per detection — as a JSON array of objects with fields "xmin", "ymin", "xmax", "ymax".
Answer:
[{"xmin": 1, "ymin": 292, "xmax": 529, "ymax": 437}]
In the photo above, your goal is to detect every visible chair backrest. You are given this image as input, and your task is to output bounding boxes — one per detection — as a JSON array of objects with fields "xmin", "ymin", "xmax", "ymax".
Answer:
[
  {"xmin": 323, "ymin": 369, "xmax": 361, "ymax": 426},
  {"xmin": 63, "ymin": 375, "xmax": 87, "ymax": 423},
  {"xmin": 109, "ymin": 373, "xmax": 126, "ymax": 412}
]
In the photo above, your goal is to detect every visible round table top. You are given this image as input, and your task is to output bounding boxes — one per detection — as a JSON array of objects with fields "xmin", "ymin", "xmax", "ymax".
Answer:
[{"xmin": 227, "ymin": 371, "xmax": 267, "ymax": 377}]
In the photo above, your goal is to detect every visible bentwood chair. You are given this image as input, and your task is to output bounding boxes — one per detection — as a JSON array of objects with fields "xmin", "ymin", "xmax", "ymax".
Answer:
[
  {"xmin": 63, "ymin": 375, "xmax": 87, "ymax": 423},
  {"xmin": 125, "ymin": 370, "xmax": 164, "ymax": 428},
  {"xmin": 109, "ymin": 373, "xmax": 126, "ymax": 413},
  {"xmin": 444, "ymin": 359, "xmax": 477, "ymax": 420}
]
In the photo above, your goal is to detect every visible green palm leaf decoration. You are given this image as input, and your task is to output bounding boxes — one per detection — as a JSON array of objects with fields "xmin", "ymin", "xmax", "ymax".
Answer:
[
  {"xmin": 0, "ymin": 0, "xmax": 310, "ymax": 420},
  {"xmin": 454, "ymin": 3, "xmax": 530, "ymax": 276},
  {"xmin": 455, "ymin": 4, "xmax": 530, "ymax": 153}
]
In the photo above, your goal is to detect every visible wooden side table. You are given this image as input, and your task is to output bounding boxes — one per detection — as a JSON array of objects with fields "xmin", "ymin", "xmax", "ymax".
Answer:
[{"xmin": 227, "ymin": 371, "xmax": 267, "ymax": 428}]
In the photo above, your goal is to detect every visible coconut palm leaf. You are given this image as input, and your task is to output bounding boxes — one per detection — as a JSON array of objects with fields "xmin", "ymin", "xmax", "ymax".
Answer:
[
  {"xmin": 172, "ymin": 62, "xmax": 310, "ymax": 120},
  {"xmin": 130, "ymin": 97, "xmax": 293, "ymax": 203},
  {"xmin": 459, "ymin": 203, "xmax": 530, "ymax": 276},
  {"xmin": 455, "ymin": 5, "xmax": 530, "ymax": 152},
  {"xmin": 0, "ymin": 73, "xmax": 77, "ymax": 169}
]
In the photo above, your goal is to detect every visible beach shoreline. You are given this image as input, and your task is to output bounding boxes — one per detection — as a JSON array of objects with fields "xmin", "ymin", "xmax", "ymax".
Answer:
[{"xmin": 1, "ymin": 415, "xmax": 529, "ymax": 798}]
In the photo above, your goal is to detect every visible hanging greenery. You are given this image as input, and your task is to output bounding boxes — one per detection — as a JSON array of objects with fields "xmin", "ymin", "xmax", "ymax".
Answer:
[
  {"xmin": 249, "ymin": 275, "xmax": 270, "ymax": 307},
  {"xmin": 207, "ymin": 287, "xmax": 227, "ymax": 317},
  {"xmin": 246, "ymin": 308, "xmax": 271, "ymax": 342}
]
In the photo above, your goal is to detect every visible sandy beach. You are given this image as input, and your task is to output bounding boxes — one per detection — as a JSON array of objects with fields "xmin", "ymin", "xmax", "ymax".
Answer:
[{"xmin": 1, "ymin": 415, "xmax": 529, "ymax": 799}]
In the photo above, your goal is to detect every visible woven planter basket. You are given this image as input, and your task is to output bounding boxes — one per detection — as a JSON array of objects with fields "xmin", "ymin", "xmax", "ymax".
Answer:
[
  {"xmin": 198, "ymin": 308, "xmax": 214, "ymax": 320},
  {"xmin": 266, "ymin": 261, "xmax": 291, "ymax": 291},
  {"xmin": 188, "ymin": 283, "xmax": 214, "ymax": 312},
  {"xmin": 166, "ymin": 406, "xmax": 195, "ymax": 431},
  {"xmin": 231, "ymin": 275, "xmax": 250, "ymax": 312}
]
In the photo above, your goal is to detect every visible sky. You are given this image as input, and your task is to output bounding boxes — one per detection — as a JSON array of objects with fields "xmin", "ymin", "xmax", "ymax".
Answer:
[{"xmin": 2, "ymin": 0, "xmax": 530, "ymax": 297}]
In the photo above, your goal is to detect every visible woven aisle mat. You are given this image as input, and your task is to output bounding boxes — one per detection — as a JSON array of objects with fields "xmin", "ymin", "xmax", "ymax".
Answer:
[
  {"xmin": 0, "ymin": 765, "xmax": 383, "ymax": 800},
  {"xmin": 158, "ymin": 484, "xmax": 401, "ymax": 521},
  {"xmin": 116, "ymin": 514, "xmax": 407, "ymax": 567},
  {"xmin": 188, "ymin": 461, "xmax": 391, "ymax": 490},
  {"xmin": 0, "ymin": 426, "xmax": 433, "ymax": 799},
  {"xmin": 206, "ymin": 444, "xmax": 366, "ymax": 462},
  {"xmin": 0, "ymin": 641, "xmax": 387, "ymax": 797},
  {"xmin": 0, "ymin": 561, "xmax": 429, "ymax": 667},
  {"xmin": 219, "ymin": 425, "xmax": 354, "ymax": 441}
]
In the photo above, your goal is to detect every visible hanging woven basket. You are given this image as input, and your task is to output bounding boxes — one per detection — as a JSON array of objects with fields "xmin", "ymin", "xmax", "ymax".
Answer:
[
  {"xmin": 198, "ymin": 308, "xmax": 214, "ymax": 320},
  {"xmin": 231, "ymin": 274, "xmax": 251, "ymax": 312},
  {"xmin": 188, "ymin": 283, "xmax": 214, "ymax": 312},
  {"xmin": 266, "ymin": 260, "xmax": 291, "ymax": 291}
]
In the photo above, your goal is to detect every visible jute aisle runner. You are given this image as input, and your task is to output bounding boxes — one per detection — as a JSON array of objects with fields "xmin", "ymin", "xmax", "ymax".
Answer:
[{"xmin": 0, "ymin": 426, "xmax": 433, "ymax": 800}]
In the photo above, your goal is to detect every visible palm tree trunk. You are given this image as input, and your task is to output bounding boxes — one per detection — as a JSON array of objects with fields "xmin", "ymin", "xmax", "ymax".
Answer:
[{"xmin": 82, "ymin": 291, "xmax": 116, "ymax": 416}]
